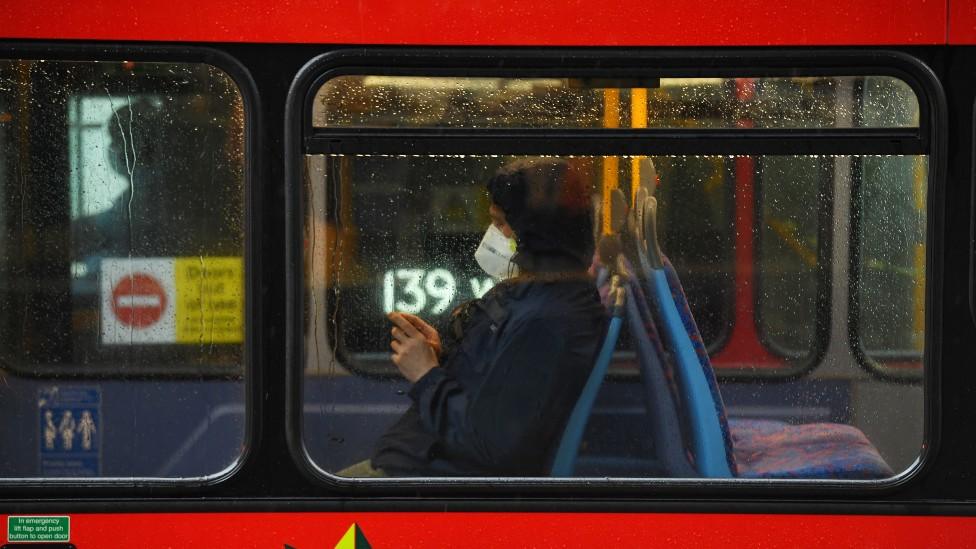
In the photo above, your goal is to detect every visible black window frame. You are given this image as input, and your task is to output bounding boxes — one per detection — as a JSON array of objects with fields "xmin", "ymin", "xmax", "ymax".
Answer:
[
  {"xmin": 848, "ymin": 76, "xmax": 931, "ymax": 382},
  {"xmin": 0, "ymin": 42, "xmax": 263, "ymax": 488},
  {"xmin": 286, "ymin": 48, "xmax": 944, "ymax": 492}
]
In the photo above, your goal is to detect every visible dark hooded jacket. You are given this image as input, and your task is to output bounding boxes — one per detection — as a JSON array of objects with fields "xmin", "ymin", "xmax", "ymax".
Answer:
[
  {"xmin": 372, "ymin": 276, "xmax": 604, "ymax": 476},
  {"xmin": 372, "ymin": 158, "xmax": 605, "ymax": 476}
]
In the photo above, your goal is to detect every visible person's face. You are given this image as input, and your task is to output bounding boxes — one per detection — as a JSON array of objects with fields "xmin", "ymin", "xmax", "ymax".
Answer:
[{"xmin": 488, "ymin": 203, "xmax": 515, "ymax": 239}]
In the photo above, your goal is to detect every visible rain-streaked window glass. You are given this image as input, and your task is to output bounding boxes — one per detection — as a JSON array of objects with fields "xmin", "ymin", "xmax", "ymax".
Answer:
[
  {"xmin": 857, "ymin": 155, "xmax": 927, "ymax": 374},
  {"xmin": 313, "ymin": 76, "xmax": 919, "ymax": 129},
  {"xmin": 302, "ymin": 74, "xmax": 925, "ymax": 481},
  {"xmin": 0, "ymin": 59, "xmax": 246, "ymax": 480},
  {"xmin": 756, "ymin": 156, "xmax": 826, "ymax": 366},
  {"xmin": 855, "ymin": 78, "xmax": 927, "ymax": 376}
]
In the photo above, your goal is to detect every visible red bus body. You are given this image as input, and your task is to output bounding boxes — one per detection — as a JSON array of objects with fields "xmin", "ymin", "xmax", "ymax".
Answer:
[
  {"xmin": 0, "ymin": 0, "xmax": 960, "ymax": 46},
  {"xmin": 1, "ymin": 1, "xmax": 972, "ymax": 547}
]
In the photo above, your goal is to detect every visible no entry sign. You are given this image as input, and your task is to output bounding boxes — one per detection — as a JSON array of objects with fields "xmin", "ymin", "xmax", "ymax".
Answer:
[
  {"xmin": 101, "ymin": 259, "xmax": 176, "ymax": 344},
  {"xmin": 112, "ymin": 273, "xmax": 167, "ymax": 328}
]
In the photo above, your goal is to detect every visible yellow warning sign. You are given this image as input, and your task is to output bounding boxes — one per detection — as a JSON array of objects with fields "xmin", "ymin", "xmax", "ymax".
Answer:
[
  {"xmin": 174, "ymin": 257, "xmax": 244, "ymax": 344},
  {"xmin": 335, "ymin": 523, "xmax": 372, "ymax": 549}
]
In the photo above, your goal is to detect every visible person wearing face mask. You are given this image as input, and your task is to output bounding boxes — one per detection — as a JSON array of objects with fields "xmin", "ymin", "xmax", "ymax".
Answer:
[
  {"xmin": 340, "ymin": 158, "xmax": 605, "ymax": 478},
  {"xmin": 472, "ymin": 211, "xmax": 518, "ymax": 281}
]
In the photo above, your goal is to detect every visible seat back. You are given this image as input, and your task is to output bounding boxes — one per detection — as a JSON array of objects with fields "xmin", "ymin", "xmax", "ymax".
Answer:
[
  {"xmin": 550, "ymin": 275, "xmax": 625, "ymax": 477},
  {"xmin": 659, "ymin": 255, "xmax": 737, "ymax": 475},
  {"xmin": 625, "ymin": 163, "xmax": 737, "ymax": 477},
  {"xmin": 617, "ymin": 258, "xmax": 698, "ymax": 477},
  {"xmin": 555, "ymin": 171, "xmax": 737, "ymax": 477},
  {"xmin": 646, "ymin": 263, "xmax": 733, "ymax": 477}
]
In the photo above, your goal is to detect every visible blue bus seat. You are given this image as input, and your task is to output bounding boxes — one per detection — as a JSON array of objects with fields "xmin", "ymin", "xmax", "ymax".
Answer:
[
  {"xmin": 619, "ymin": 264, "xmax": 698, "ymax": 477},
  {"xmin": 555, "ymin": 176, "xmax": 892, "ymax": 479},
  {"xmin": 550, "ymin": 272, "xmax": 626, "ymax": 477},
  {"xmin": 654, "ymin": 254, "xmax": 738, "ymax": 476},
  {"xmin": 553, "ymin": 252, "xmax": 697, "ymax": 478},
  {"xmin": 628, "ymin": 180, "xmax": 892, "ymax": 479}
]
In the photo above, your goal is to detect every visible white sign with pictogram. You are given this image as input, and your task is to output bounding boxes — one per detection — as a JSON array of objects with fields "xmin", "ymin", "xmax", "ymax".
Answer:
[{"xmin": 100, "ymin": 258, "xmax": 176, "ymax": 344}]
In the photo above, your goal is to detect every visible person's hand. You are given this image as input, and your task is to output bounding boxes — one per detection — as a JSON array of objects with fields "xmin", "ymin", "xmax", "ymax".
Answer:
[
  {"xmin": 388, "ymin": 312, "xmax": 439, "ymax": 383},
  {"xmin": 396, "ymin": 312, "xmax": 442, "ymax": 355}
]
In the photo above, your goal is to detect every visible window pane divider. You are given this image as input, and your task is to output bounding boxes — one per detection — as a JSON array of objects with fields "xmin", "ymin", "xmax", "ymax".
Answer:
[{"xmin": 305, "ymin": 128, "xmax": 925, "ymax": 156}]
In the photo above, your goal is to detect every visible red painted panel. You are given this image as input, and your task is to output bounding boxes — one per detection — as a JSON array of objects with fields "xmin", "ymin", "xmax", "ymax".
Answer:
[
  {"xmin": 950, "ymin": 0, "xmax": 976, "ymax": 44},
  {"xmin": 4, "ymin": 512, "xmax": 976, "ymax": 548},
  {"xmin": 712, "ymin": 81, "xmax": 782, "ymax": 370},
  {"xmin": 0, "ymin": 0, "xmax": 948, "ymax": 46},
  {"xmin": 711, "ymin": 154, "xmax": 783, "ymax": 370}
]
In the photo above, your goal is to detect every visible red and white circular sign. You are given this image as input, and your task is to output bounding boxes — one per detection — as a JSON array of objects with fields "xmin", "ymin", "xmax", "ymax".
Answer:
[{"xmin": 111, "ymin": 273, "xmax": 167, "ymax": 328}]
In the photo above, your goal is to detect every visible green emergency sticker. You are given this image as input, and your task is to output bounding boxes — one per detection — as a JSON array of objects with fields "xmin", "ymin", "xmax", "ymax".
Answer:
[{"xmin": 7, "ymin": 516, "xmax": 69, "ymax": 542}]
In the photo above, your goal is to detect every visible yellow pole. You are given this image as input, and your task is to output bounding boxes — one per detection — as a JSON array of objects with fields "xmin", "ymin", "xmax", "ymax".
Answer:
[
  {"xmin": 912, "ymin": 156, "xmax": 926, "ymax": 351},
  {"xmin": 630, "ymin": 88, "xmax": 648, "ymax": 206},
  {"xmin": 602, "ymin": 88, "xmax": 620, "ymax": 235}
]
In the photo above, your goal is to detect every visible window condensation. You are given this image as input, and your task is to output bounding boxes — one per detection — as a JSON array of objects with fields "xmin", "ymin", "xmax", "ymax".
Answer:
[
  {"xmin": 313, "ymin": 76, "xmax": 919, "ymax": 130},
  {"xmin": 302, "ymin": 155, "xmax": 925, "ymax": 479},
  {"xmin": 301, "ymin": 72, "xmax": 925, "ymax": 480},
  {"xmin": 0, "ymin": 60, "xmax": 246, "ymax": 480},
  {"xmin": 757, "ymin": 156, "xmax": 824, "ymax": 362},
  {"xmin": 856, "ymin": 77, "xmax": 926, "ymax": 373},
  {"xmin": 858, "ymin": 155, "xmax": 927, "ymax": 369}
]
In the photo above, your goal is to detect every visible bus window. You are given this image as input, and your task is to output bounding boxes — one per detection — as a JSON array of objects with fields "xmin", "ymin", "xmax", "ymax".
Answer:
[
  {"xmin": 654, "ymin": 156, "xmax": 733, "ymax": 354},
  {"xmin": 298, "ymin": 69, "xmax": 926, "ymax": 480},
  {"xmin": 303, "ymin": 154, "xmax": 734, "ymax": 375},
  {"xmin": 0, "ymin": 59, "xmax": 246, "ymax": 480},
  {"xmin": 855, "ymin": 77, "xmax": 925, "ymax": 377},
  {"xmin": 313, "ymin": 76, "xmax": 918, "ymax": 130},
  {"xmin": 856, "ymin": 155, "xmax": 927, "ymax": 374},
  {"xmin": 756, "ymin": 155, "xmax": 826, "ymax": 364}
]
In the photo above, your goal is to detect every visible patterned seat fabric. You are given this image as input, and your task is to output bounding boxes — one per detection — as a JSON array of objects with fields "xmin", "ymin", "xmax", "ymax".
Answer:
[
  {"xmin": 664, "ymin": 258, "xmax": 893, "ymax": 479},
  {"xmin": 729, "ymin": 419, "xmax": 894, "ymax": 479},
  {"xmin": 594, "ymin": 248, "xmax": 894, "ymax": 479},
  {"xmin": 651, "ymin": 256, "xmax": 892, "ymax": 479}
]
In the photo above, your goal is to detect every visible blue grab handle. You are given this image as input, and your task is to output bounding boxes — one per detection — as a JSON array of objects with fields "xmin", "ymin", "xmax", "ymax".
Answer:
[
  {"xmin": 551, "ymin": 314, "xmax": 623, "ymax": 477},
  {"xmin": 651, "ymin": 269, "xmax": 732, "ymax": 478}
]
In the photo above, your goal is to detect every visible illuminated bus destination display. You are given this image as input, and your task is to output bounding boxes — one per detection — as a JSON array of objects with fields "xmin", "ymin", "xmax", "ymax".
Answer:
[{"xmin": 382, "ymin": 268, "xmax": 495, "ymax": 315}]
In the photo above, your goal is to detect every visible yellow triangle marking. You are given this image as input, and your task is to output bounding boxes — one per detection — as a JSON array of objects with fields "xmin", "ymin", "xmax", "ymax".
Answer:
[{"xmin": 335, "ymin": 523, "xmax": 372, "ymax": 549}]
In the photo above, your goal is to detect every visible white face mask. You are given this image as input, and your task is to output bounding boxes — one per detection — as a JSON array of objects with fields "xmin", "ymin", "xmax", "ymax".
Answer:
[{"xmin": 474, "ymin": 224, "xmax": 517, "ymax": 281}]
